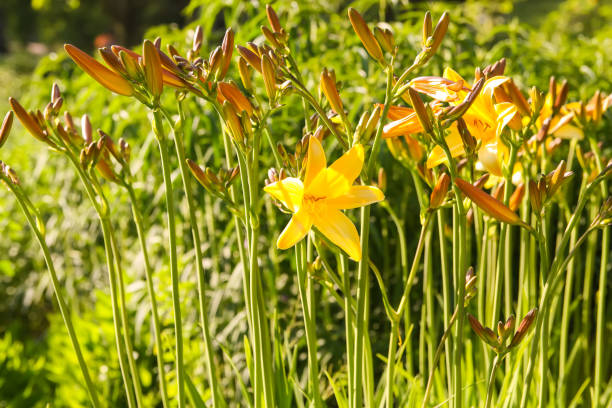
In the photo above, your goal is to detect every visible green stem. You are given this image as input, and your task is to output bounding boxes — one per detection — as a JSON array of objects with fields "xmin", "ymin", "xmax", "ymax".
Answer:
[
  {"xmin": 126, "ymin": 184, "xmax": 170, "ymax": 408},
  {"xmin": 485, "ymin": 354, "xmax": 502, "ymax": 408},
  {"xmin": 163, "ymin": 104, "xmax": 223, "ymax": 407},
  {"xmin": 152, "ymin": 109, "xmax": 185, "ymax": 408},
  {"xmin": 438, "ymin": 209, "xmax": 453, "ymax": 399},
  {"xmin": 8, "ymin": 186, "xmax": 102, "ymax": 408},
  {"xmin": 295, "ymin": 240, "xmax": 322, "ymax": 406}
]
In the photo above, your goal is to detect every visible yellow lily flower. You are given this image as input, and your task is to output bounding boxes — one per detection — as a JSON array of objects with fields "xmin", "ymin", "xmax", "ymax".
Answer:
[
  {"xmin": 535, "ymin": 86, "xmax": 584, "ymax": 140},
  {"xmin": 264, "ymin": 136, "xmax": 384, "ymax": 260}
]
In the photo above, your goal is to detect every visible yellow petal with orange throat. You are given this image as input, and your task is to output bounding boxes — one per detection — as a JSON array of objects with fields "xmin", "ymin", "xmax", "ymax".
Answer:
[
  {"xmin": 314, "ymin": 209, "xmax": 361, "ymax": 260},
  {"xmin": 277, "ymin": 209, "xmax": 313, "ymax": 249},
  {"xmin": 326, "ymin": 185, "xmax": 384, "ymax": 209},
  {"xmin": 307, "ymin": 144, "xmax": 364, "ymax": 199},
  {"xmin": 304, "ymin": 136, "xmax": 327, "ymax": 187},
  {"xmin": 264, "ymin": 177, "xmax": 304, "ymax": 212}
]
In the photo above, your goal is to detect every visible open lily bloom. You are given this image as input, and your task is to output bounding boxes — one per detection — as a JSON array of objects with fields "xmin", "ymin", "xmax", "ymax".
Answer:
[
  {"xmin": 425, "ymin": 68, "xmax": 521, "ymax": 176},
  {"xmin": 264, "ymin": 137, "xmax": 384, "ymax": 261},
  {"xmin": 536, "ymin": 87, "xmax": 584, "ymax": 140},
  {"xmin": 408, "ymin": 76, "xmax": 470, "ymax": 102}
]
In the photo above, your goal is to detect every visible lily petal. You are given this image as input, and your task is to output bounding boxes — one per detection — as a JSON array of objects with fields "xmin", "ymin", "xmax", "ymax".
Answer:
[
  {"xmin": 277, "ymin": 208, "xmax": 313, "ymax": 249},
  {"xmin": 314, "ymin": 209, "xmax": 361, "ymax": 261},
  {"xmin": 264, "ymin": 177, "xmax": 304, "ymax": 212},
  {"xmin": 307, "ymin": 144, "xmax": 364, "ymax": 198},
  {"xmin": 304, "ymin": 136, "xmax": 327, "ymax": 187},
  {"xmin": 426, "ymin": 127, "xmax": 464, "ymax": 168},
  {"xmin": 326, "ymin": 185, "xmax": 384, "ymax": 209}
]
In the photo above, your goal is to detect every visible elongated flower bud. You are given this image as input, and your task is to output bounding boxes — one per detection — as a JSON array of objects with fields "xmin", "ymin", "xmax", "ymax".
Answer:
[
  {"xmin": 143, "ymin": 40, "xmax": 163, "ymax": 98},
  {"xmin": 261, "ymin": 54, "xmax": 277, "ymax": 102},
  {"xmin": 237, "ymin": 46, "xmax": 262, "ymax": 73},
  {"xmin": 374, "ymin": 25, "xmax": 395, "ymax": 53},
  {"xmin": 348, "ymin": 8, "xmax": 384, "ymax": 63},
  {"xmin": 320, "ymin": 68, "xmax": 344, "ymax": 115},
  {"xmin": 9, "ymin": 97, "xmax": 47, "ymax": 141},
  {"xmin": 219, "ymin": 28, "xmax": 234, "ymax": 79},
  {"xmin": 509, "ymin": 308, "xmax": 537, "ymax": 348},
  {"xmin": 218, "ymin": 82, "xmax": 253, "ymax": 117},
  {"xmin": 407, "ymin": 87, "xmax": 433, "ymax": 134},
  {"xmin": 65, "ymin": 44, "xmax": 133, "ymax": 96},
  {"xmin": 455, "ymin": 178, "xmax": 524, "ymax": 226},
  {"xmin": 0, "ymin": 111, "xmax": 14, "ymax": 149},
  {"xmin": 266, "ymin": 5, "xmax": 282, "ymax": 33},
  {"xmin": 468, "ymin": 314, "xmax": 499, "ymax": 349},
  {"xmin": 509, "ymin": 182, "xmax": 525, "ymax": 212},
  {"xmin": 430, "ymin": 172, "xmax": 450, "ymax": 209},
  {"xmin": 429, "ymin": 12, "xmax": 449, "ymax": 55},
  {"xmin": 422, "ymin": 11, "xmax": 432, "ymax": 47},
  {"xmin": 222, "ymin": 101, "xmax": 244, "ymax": 143}
]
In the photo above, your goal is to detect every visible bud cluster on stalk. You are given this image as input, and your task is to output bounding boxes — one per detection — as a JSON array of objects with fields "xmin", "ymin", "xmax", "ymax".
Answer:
[
  {"xmin": 528, "ymin": 160, "xmax": 574, "ymax": 214},
  {"xmin": 187, "ymin": 159, "xmax": 240, "ymax": 213},
  {"xmin": 468, "ymin": 308, "xmax": 537, "ymax": 355}
]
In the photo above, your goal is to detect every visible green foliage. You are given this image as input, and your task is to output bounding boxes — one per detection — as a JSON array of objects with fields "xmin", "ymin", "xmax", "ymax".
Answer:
[{"xmin": 0, "ymin": 0, "xmax": 610, "ymax": 406}]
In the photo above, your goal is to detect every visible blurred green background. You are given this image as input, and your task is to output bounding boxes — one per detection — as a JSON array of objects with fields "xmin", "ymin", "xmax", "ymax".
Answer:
[{"xmin": 0, "ymin": 0, "xmax": 610, "ymax": 406}]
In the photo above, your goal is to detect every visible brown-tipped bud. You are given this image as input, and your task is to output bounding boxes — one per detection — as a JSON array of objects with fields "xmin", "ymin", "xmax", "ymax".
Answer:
[
  {"xmin": 64, "ymin": 112, "xmax": 75, "ymax": 134},
  {"xmin": 509, "ymin": 182, "xmax": 525, "ymax": 212},
  {"xmin": 536, "ymin": 117, "xmax": 551, "ymax": 142},
  {"xmin": 193, "ymin": 26, "xmax": 203, "ymax": 53},
  {"xmin": 429, "ymin": 12, "xmax": 449, "ymax": 55},
  {"xmin": 51, "ymin": 83, "xmax": 61, "ymax": 103},
  {"xmin": 51, "ymin": 97, "xmax": 63, "ymax": 113},
  {"xmin": 465, "ymin": 267, "xmax": 477, "ymax": 296},
  {"xmin": 422, "ymin": 11, "xmax": 432, "ymax": 47},
  {"xmin": 0, "ymin": 111, "xmax": 14, "ymax": 149},
  {"xmin": 468, "ymin": 314, "xmax": 499, "ymax": 349},
  {"xmin": 592, "ymin": 91, "xmax": 603, "ymax": 124},
  {"xmin": 442, "ymin": 78, "xmax": 485, "ymax": 125},
  {"xmin": 81, "ymin": 114, "xmax": 92, "ymax": 144},
  {"xmin": 118, "ymin": 50, "xmax": 141, "ymax": 79},
  {"xmin": 455, "ymin": 178, "xmax": 525, "ymax": 226},
  {"xmin": 430, "ymin": 173, "xmax": 450, "ymax": 209},
  {"xmin": 218, "ymin": 82, "xmax": 254, "ymax": 117},
  {"xmin": 473, "ymin": 174, "xmax": 489, "ymax": 190},
  {"xmin": 407, "ymin": 87, "xmax": 433, "ymax": 134},
  {"xmin": 237, "ymin": 46, "xmax": 262, "ymax": 73},
  {"xmin": 529, "ymin": 180, "xmax": 542, "ymax": 213},
  {"xmin": 554, "ymin": 80, "xmax": 568, "ymax": 111},
  {"xmin": 143, "ymin": 40, "xmax": 163, "ymax": 98},
  {"xmin": 492, "ymin": 181, "xmax": 505, "ymax": 202},
  {"xmin": 374, "ymin": 24, "xmax": 395, "ymax": 53},
  {"xmin": 529, "ymin": 86, "xmax": 544, "ymax": 117},
  {"xmin": 378, "ymin": 168, "xmax": 387, "ymax": 191},
  {"xmin": 64, "ymin": 44, "xmax": 133, "ymax": 96},
  {"xmin": 8, "ymin": 97, "xmax": 47, "ymax": 141},
  {"xmin": 187, "ymin": 159, "xmax": 216, "ymax": 193},
  {"xmin": 509, "ymin": 308, "xmax": 537, "ymax": 348},
  {"xmin": 119, "ymin": 137, "xmax": 131, "ymax": 163},
  {"xmin": 262, "ymin": 26, "xmax": 281, "ymax": 49},
  {"xmin": 222, "ymin": 101, "xmax": 244, "ymax": 143},
  {"xmin": 99, "ymin": 47, "xmax": 127, "ymax": 76},
  {"xmin": 266, "ymin": 5, "xmax": 282, "ymax": 33},
  {"xmin": 498, "ymin": 315, "xmax": 515, "ymax": 342},
  {"xmin": 320, "ymin": 68, "xmax": 344, "ymax": 115},
  {"xmin": 348, "ymin": 8, "xmax": 384, "ymax": 63},
  {"xmin": 1, "ymin": 161, "xmax": 20, "ymax": 185},
  {"xmin": 457, "ymin": 117, "xmax": 477, "ymax": 156},
  {"xmin": 219, "ymin": 28, "xmax": 234, "ymax": 79},
  {"xmin": 208, "ymin": 46, "xmax": 223, "ymax": 79},
  {"xmin": 261, "ymin": 54, "xmax": 277, "ymax": 102}
]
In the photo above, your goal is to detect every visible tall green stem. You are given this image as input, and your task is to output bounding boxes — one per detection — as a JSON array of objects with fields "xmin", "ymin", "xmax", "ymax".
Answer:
[
  {"xmin": 152, "ymin": 109, "xmax": 185, "ymax": 408},
  {"xmin": 126, "ymin": 184, "xmax": 170, "ymax": 408},
  {"xmin": 162, "ymin": 104, "xmax": 223, "ymax": 407},
  {"xmin": 8, "ymin": 186, "xmax": 102, "ymax": 408},
  {"xmin": 485, "ymin": 354, "xmax": 502, "ymax": 408}
]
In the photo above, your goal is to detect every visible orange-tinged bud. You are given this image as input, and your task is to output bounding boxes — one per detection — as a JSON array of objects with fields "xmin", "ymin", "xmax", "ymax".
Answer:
[
  {"xmin": 509, "ymin": 182, "xmax": 525, "ymax": 212},
  {"xmin": 99, "ymin": 47, "xmax": 126, "ymax": 75},
  {"xmin": 64, "ymin": 44, "xmax": 133, "ymax": 96},
  {"xmin": 222, "ymin": 102, "xmax": 244, "ymax": 143},
  {"xmin": 503, "ymin": 80, "xmax": 530, "ymax": 117},
  {"xmin": 220, "ymin": 28, "xmax": 234, "ymax": 79},
  {"xmin": 320, "ymin": 68, "xmax": 344, "ymax": 115},
  {"xmin": 374, "ymin": 24, "xmax": 394, "ymax": 53},
  {"xmin": 407, "ymin": 87, "xmax": 433, "ymax": 134},
  {"xmin": 348, "ymin": 8, "xmax": 384, "ymax": 63},
  {"xmin": 468, "ymin": 314, "xmax": 499, "ymax": 349},
  {"xmin": 118, "ymin": 50, "xmax": 141, "ymax": 79},
  {"xmin": 261, "ymin": 54, "xmax": 277, "ymax": 102},
  {"xmin": 378, "ymin": 168, "xmax": 387, "ymax": 191},
  {"xmin": 430, "ymin": 172, "xmax": 450, "ymax": 209},
  {"xmin": 187, "ymin": 159, "xmax": 213, "ymax": 190},
  {"xmin": 9, "ymin": 97, "xmax": 46, "ymax": 141},
  {"xmin": 81, "ymin": 114, "xmax": 92, "ymax": 144},
  {"xmin": 266, "ymin": 5, "xmax": 282, "ymax": 33},
  {"xmin": 193, "ymin": 26, "xmax": 203, "ymax": 53},
  {"xmin": 529, "ymin": 180, "xmax": 542, "ymax": 213},
  {"xmin": 51, "ymin": 83, "xmax": 61, "ymax": 103},
  {"xmin": 218, "ymin": 82, "xmax": 253, "ymax": 117},
  {"xmin": 143, "ymin": 40, "xmax": 163, "ymax": 98},
  {"xmin": 237, "ymin": 46, "xmax": 262, "ymax": 73},
  {"xmin": 422, "ymin": 11, "xmax": 432, "ymax": 47},
  {"xmin": 509, "ymin": 308, "xmax": 537, "ymax": 348},
  {"xmin": 554, "ymin": 79, "xmax": 568, "ymax": 111},
  {"xmin": 429, "ymin": 12, "xmax": 449, "ymax": 55},
  {"xmin": 0, "ymin": 111, "xmax": 14, "ymax": 149},
  {"xmin": 455, "ymin": 177, "xmax": 524, "ymax": 226},
  {"xmin": 238, "ymin": 57, "xmax": 252, "ymax": 91},
  {"xmin": 262, "ymin": 26, "xmax": 280, "ymax": 48}
]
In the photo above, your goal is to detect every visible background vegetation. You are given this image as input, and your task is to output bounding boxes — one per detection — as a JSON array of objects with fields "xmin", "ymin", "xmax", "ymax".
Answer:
[{"xmin": 0, "ymin": 0, "xmax": 610, "ymax": 406}]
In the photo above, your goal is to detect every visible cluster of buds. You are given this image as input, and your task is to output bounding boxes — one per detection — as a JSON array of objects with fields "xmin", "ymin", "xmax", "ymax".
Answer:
[
  {"xmin": 528, "ymin": 160, "xmax": 574, "ymax": 214},
  {"xmin": 591, "ymin": 197, "xmax": 612, "ymax": 229},
  {"xmin": 275, "ymin": 135, "xmax": 313, "ymax": 178},
  {"xmin": 217, "ymin": 81, "xmax": 260, "ymax": 147},
  {"xmin": 352, "ymin": 106, "xmax": 382, "ymax": 145},
  {"xmin": 413, "ymin": 11, "xmax": 449, "ymax": 67},
  {"xmin": 80, "ymin": 130, "xmax": 131, "ymax": 185},
  {"xmin": 0, "ymin": 160, "xmax": 19, "ymax": 186},
  {"xmin": 576, "ymin": 143, "xmax": 607, "ymax": 183},
  {"xmin": 260, "ymin": 5, "xmax": 290, "ymax": 53},
  {"xmin": 468, "ymin": 309, "xmax": 537, "ymax": 355},
  {"xmin": 187, "ymin": 159, "xmax": 240, "ymax": 207}
]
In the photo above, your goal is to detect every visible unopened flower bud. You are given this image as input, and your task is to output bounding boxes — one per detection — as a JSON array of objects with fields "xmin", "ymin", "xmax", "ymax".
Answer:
[
  {"xmin": 430, "ymin": 173, "xmax": 450, "ymax": 209},
  {"xmin": 509, "ymin": 308, "xmax": 537, "ymax": 348},
  {"xmin": 348, "ymin": 8, "xmax": 384, "ymax": 63},
  {"xmin": 0, "ymin": 111, "xmax": 14, "ymax": 149}
]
